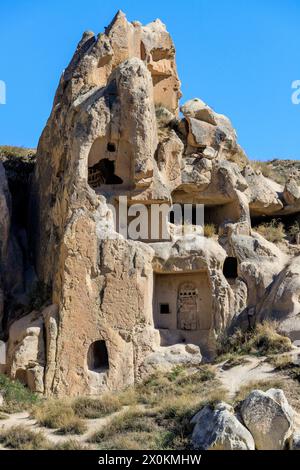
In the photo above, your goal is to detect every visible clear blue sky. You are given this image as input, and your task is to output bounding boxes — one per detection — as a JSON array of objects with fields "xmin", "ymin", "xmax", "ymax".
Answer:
[{"xmin": 0, "ymin": 0, "xmax": 300, "ymax": 160}]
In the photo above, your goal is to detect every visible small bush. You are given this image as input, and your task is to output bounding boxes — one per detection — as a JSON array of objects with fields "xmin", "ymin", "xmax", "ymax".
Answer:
[
  {"xmin": 52, "ymin": 439, "xmax": 89, "ymax": 450},
  {"xmin": 254, "ymin": 219, "xmax": 286, "ymax": 243},
  {"xmin": 89, "ymin": 408, "xmax": 157, "ymax": 443},
  {"xmin": 217, "ymin": 321, "xmax": 292, "ymax": 357},
  {"xmin": 56, "ymin": 417, "xmax": 87, "ymax": 435},
  {"xmin": 203, "ymin": 223, "xmax": 217, "ymax": 238},
  {"xmin": 0, "ymin": 425, "xmax": 48, "ymax": 450},
  {"xmin": 32, "ymin": 400, "xmax": 76, "ymax": 429},
  {"xmin": 73, "ymin": 395, "xmax": 122, "ymax": 419},
  {"xmin": 0, "ymin": 373, "xmax": 38, "ymax": 413}
]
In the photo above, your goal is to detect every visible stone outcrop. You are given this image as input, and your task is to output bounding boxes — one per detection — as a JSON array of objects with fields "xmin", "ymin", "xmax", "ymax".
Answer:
[
  {"xmin": 191, "ymin": 402, "xmax": 255, "ymax": 450},
  {"xmin": 1, "ymin": 12, "xmax": 300, "ymax": 396}
]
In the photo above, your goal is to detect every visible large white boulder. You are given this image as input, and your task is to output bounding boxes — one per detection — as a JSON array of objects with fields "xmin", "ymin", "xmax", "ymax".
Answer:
[
  {"xmin": 191, "ymin": 402, "xmax": 255, "ymax": 450},
  {"xmin": 240, "ymin": 388, "xmax": 295, "ymax": 450}
]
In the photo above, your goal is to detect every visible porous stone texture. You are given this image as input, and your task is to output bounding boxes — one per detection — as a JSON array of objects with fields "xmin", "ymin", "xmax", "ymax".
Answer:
[
  {"xmin": 2, "ymin": 12, "xmax": 300, "ymax": 396},
  {"xmin": 191, "ymin": 402, "xmax": 255, "ymax": 450},
  {"xmin": 240, "ymin": 388, "xmax": 295, "ymax": 450}
]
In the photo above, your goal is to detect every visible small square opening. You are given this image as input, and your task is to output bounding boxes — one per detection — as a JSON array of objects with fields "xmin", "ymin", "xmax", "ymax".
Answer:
[{"xmin": 160, "ymin": 303, "xmax": 170, "ymax": 314}]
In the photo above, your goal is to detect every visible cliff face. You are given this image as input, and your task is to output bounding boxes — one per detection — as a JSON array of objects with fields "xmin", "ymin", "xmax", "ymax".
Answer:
[{"xmin": 1, "ymin": 12, "xmax": 300, "ymax": 396}]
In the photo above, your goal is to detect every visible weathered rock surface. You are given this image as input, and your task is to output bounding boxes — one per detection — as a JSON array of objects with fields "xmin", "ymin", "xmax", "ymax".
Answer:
[
  {"xmin": 191, "ymin": 402, "xmax": 255, "ymax": 450},
  {"xmin": 2, "ymin": 12, "xmax": 300, "ymax": 397},
  {"xmin": 240, "ymin": 388, "xmax": 295, "ymax": 450}
]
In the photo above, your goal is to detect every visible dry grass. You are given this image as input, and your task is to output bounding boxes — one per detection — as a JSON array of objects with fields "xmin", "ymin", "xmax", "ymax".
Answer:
[
  {"xmin": 254, "ymin": 219, "xmax": 286, "ymax": 243},
  {"xmin": 51, "ymin": 439, "xmax": 89, "ymax": 450},
  {"xmin": 32, "ymin": 399, "xmax": 84, "ymax": 432},
  {"xmin": 88, "ymin": 364, "xmax": 226, "ymax": 450},
  {"xmin": 268, "ymin": 354, "xmax": 300, "ymax": 382},
  {"xmin": 217, "ymin": 321, "xmax": 292, "ymax": 358},
  {"xmin": 251, "ymin": 160, "xmax": 286, "ymax": 185},
  {"xmin": 73, "ymin": 394, "xmax": 122, "ymax": 419},
  {"xmin": 0, "ymin": 425, "xmax": 49, "ymax": 450},
  {"xmin": 234, "ymin": 378, "xmax": 284, "ymax": 404},
  {"xmin": 0, "ymin": 145, "xmax": 36, "ymax": 158},
  {"xmin": 203, "ymin": 223, "xmax": 217, "ymax": 238}
]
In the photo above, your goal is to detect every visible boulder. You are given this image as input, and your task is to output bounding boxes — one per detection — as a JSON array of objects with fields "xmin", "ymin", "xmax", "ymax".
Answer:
[
  {"xmin": 240, "ymin": 388, "xmax": 294, "ymax": 450},
  {"xmin": 290, "ymin": 431, "xmax": 300, "ymax": 450},
  {"xmin": 191, "ymin": 402, "xmax": 255, "ymax": 450},
  {"xmin": 181, "ymin": 98, "xmax": 217, "ymax": 125},
  {"xmin": 283, "ymin": 177, "xmax": 300, "ymax": 205}
]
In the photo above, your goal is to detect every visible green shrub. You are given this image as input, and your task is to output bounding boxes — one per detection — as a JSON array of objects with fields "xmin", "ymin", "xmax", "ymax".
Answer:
[{"xmin": 0, "ymin": 374, "xmax": 38, "ymax": 413}]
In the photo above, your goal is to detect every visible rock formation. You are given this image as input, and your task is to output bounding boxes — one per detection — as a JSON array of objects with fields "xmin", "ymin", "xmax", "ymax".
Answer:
[{"xmin": 1, "ymin": 11, "xmax": 300, "ymax": 396}]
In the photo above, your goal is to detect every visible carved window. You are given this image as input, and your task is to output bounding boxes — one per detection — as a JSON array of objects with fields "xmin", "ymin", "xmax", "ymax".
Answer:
[
  {"xmin": 87, "ymin": 340, "xmax": 109, "ymax": 372},
  {"xmin": 160, "ymin": 303, "xmax": 170, "ymax": 314}
]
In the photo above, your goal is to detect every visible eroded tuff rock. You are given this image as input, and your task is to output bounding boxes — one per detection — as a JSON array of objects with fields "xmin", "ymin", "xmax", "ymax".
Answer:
[
  {"xmin": 240, "ymin": 388, "xmax": 295, "ymax": 450},
  {"xmin": 1, "ymin": 12, "xmax": 300, "ymax": 396},
  {"xmin": 191, "ymin": 402, "xmax": 255, "ymax": 450}
]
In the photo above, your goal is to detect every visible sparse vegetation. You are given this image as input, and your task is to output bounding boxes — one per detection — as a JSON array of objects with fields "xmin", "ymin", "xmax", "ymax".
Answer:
[
  {"xmin": 254, "ymin": 219, "xmax": 286, "ymax": 243},
  {"xmin": 0, "ymin": 373, "xmax": 39, "ymax": 413},
  {"xmin": 217, "ymin": 321, "xmax": 292, "ymax": 358},
  {"xmin": 55, "ymin": 417, "xmax": 87, "ymax": 435},
  {"xmin": 251, "ymin": 160, "xmax": 287, "ymax": 185},
  {"xmin": 204, "ymin": 223, "xmax": 217, "ymax": 238},
  {"xmin": 234, "ymin": 379, "xmax": 284, "ymax": 404},
  {"xmin": 268, "ymin": 354, "xmax": 300, "ymax": 382},
  {"xmin": 0, "ymin": 145, "xmax": 36, "ymax": 159},
  {"xmin": 51, "ymin": 440, "xmax": 89, "ymax": 450},
  {"xmin": 73, "ymin": 395, "xmax": 122, "ymax": 419},
  {"xmin": 288, "ymin": 221, "xmax": 300, "ymax": 243},
  {"xmin": 32, "ymin": 400, "xmax": 80, "ymax": 430},
  {"xmin": 0, "ymin": 425, "xmax": 48, "ymax": 450}
]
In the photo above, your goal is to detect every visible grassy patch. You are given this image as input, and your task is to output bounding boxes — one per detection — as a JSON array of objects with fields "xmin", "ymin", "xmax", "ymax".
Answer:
[
  {"xmin": 51, "ymin": 439, "xmax": 89, "ymax": 450},
  {"xmin": 217, "ymin": 321, "xmax": 292, "ymax": 358},
  {"xmin": 234, "ymin": 379, "xmax": 284, "ymax": 404},
  {"xmin": 268, "ymin": 354, "xmax": 300, "ymax": 382},
  {"xmin": 32, "ymin": 400, "xmax": 82, "ymax": 430},
  {"xmin": 254, "ymin": 219, "xmax": 286, "ymax": 243},
  {"xmin": 251, "ymin": 160, "xmax": 286, "ymax": 185},
  {"xmin": 0, "ymin": 425, "xmax": 48, "ymax": 450},
  {"xmin": 89, "ymin": 408, "xmax": 158, "ymax": 443},
  {"xmin": 0, "ymin": 373, "xmax": 39, "ymax": 413},
  {"xmin": 0, "ymin": 145, "xmax": 36, "ymax": 158},
  {"xmin": 73, "ymin": 395, "xmax": 122, "ymax": 419},
  {"xmin": 221, "ymin": 356, "xmax": 251, "ymax": 370},
  {"xmin": 56, "ymin": 417, "xmax": 87, "ymax": 435}
]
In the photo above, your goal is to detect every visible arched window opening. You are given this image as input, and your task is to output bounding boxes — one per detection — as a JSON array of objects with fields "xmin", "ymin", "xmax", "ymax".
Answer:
[
  {"xmin": 88, "ymin": 159, "xmax": 123, "ymax": 188},
  {"xmin": 223, "ymin": 257, "xmax": 238, "ymax": 279},
  {"xmin": 87, "ymin": 340, "xmax": 109, "ymax": 372}
]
